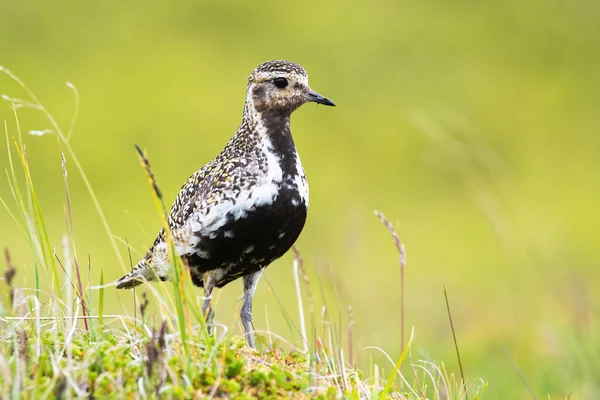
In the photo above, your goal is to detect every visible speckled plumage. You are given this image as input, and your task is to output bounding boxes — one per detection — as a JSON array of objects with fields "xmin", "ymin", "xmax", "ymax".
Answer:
[{"xmin": 116, "ymin": 60, "xmax": 334, "ymax": 347}]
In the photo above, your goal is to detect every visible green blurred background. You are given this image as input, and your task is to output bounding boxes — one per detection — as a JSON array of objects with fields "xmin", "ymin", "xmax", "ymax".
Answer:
[{"xmin": 1, "ymin": 1, "xmax": 599, "ymax": 398}]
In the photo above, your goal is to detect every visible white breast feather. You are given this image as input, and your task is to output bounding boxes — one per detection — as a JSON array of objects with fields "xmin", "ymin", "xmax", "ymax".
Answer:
[{"xmin": 293, "ymin": 152, "xmax": 309, "ymax": 207}]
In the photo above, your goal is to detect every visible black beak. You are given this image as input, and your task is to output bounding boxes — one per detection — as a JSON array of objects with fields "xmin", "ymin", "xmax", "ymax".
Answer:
[{"xmin": 305, "ymin": 90, "xmax": 336, "ymax": 106}]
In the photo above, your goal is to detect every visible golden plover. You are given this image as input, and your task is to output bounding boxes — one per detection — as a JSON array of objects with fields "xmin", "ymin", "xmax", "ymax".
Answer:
[{"xmin": 116, "ymin": 60, "xmax": 335, "ymax": 348}]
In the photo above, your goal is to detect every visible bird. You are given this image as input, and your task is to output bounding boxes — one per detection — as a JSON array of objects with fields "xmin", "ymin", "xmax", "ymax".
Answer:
[{"xmin": 115, "ymin": 60, "xmax": 335, "ymax": 348}]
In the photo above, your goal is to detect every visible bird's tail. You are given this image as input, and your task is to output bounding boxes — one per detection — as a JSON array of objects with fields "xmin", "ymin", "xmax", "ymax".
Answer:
[{"xmin": 115, "ymin": 259, "xmax": 162, "ymax": 289}]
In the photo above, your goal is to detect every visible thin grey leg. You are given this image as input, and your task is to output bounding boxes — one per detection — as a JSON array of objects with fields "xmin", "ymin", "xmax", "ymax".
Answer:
[
  {"xmin": 241, "ymin": 270, "xmax": 262, "ymax": 348},
  {"xmin": 202, "ymin": 272, "xmax": 216, "ymax": 335}
]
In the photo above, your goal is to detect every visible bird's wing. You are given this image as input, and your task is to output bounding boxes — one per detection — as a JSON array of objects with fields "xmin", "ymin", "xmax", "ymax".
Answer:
[
  {"xmin": 168, "ymin": 158, "xmax": 262, "ymax": 244},
  {"xmin": 167, "ymin": 162, "xmax": 218, "ymax": 230},
  {"xmin": 116, "ymin": 158, "xmax": 263, "ymax": 289},
  {"xmin": 116, "ymin": 162, "xmax": 222, "ymax": 289}
]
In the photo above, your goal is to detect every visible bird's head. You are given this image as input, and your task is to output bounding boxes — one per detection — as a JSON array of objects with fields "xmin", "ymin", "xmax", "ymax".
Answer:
[{"xmin": 246, "ymin": 60, "xmax": 335, "ymax": 115}]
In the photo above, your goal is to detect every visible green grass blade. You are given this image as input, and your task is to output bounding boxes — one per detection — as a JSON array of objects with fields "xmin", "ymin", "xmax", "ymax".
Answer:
[
  {"xmin": 380, "ymin": 334, "xmax": 413, "ymax": 399},
  {"xmin": 99, "ymin": 269, "xmax": 104, "ymax": 328}
]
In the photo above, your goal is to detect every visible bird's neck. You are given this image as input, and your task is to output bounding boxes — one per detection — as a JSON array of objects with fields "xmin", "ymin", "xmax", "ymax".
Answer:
[
  {"xmin": 244, "ymin": 101, "xmax": 296, "ymax": 152},
  {"xmin": 241, "ymin": 101, "xmax": 300, "ymax": 179}
]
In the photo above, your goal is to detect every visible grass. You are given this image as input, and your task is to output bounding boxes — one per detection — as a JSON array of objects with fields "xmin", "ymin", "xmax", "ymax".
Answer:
[{"xmin": 0, "ymin": 69, "xmax": 488, "ymax": 398}]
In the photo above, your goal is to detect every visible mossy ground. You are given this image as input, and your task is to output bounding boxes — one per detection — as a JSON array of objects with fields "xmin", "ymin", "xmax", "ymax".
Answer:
[{"xmin": 0, "ymin": 326, "xmax": 403, "ymax": 399}]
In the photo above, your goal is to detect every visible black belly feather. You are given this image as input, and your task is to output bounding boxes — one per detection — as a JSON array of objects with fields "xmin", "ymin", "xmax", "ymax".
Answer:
[{"xmin": 186, "ymin": 187, "xmax": 307, "ymax": 288}]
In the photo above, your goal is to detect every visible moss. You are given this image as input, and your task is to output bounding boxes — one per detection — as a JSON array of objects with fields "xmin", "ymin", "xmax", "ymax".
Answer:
[
  {"xmin": 199, "ymin": 370, "xmax": 217, "ymax": 387},
  {"xmin": 268, "ymin": 365, "xmax": 295, "ymax": 390},
  {"xmin": 226, "ymin": 358, "xmax": 245, "ymax": 379},
  {"xmin": 249, "ymin": 370, "xmax": 268, "ymax": 387},
  {"xmin": 221, "ymin": 378, "xmax": 241, "ymax": 394},
  {"xmin": 0, "ymin": 329, "xmax": 427, "ymax": 399},
  {"xmin": 326, "ymin": 387, "xmax": 338, "ymax": 399}
]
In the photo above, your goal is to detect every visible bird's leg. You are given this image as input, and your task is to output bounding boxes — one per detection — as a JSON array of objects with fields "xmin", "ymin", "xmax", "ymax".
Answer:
[
  {"xmin": 241, "ymin": 270, "xmax": 263, "ymax": 348},
  {"xmin": 202, "ymin": 272, "xmax": 216, "ymax": 335}
]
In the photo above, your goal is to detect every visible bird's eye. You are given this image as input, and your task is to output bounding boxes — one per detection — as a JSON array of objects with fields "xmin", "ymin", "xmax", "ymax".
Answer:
[{"xmin": 273, "ymin": 77, "xmax": 288, "ymax": 89}]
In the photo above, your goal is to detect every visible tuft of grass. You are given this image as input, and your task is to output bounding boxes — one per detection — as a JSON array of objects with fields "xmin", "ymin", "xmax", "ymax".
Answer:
[{"xmin": 0, "ymin": 68, "xmax": 487, "ymax": 399}]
